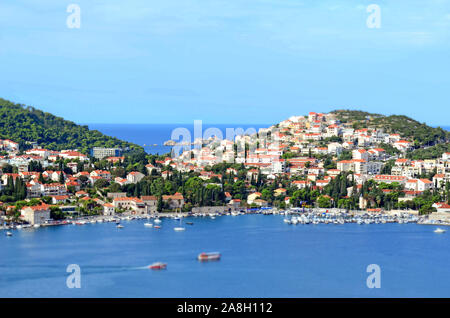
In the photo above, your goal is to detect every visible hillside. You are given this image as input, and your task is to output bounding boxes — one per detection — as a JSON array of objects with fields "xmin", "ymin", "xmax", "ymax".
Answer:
[
  {"xmin": 332, "ymin": 109, "xmax": 449, "ymax": 148},
  {"xmin": 0, "ymin": 98, "xmax": 144, "ymax": 154}
]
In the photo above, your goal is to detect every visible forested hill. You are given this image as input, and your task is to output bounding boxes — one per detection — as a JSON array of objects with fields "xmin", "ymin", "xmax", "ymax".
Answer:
[
  {"xmin": 331, "ymin": 109, "xmax": 449, "ymax": 147},
  {"xmin": 0, "ymin": 98, "xmax": 144, "ymax": 154}
]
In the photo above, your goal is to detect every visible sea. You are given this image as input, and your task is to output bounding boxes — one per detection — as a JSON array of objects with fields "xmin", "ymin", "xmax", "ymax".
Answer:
[
  {"xmin": 1, "ymin": 124, "xmax": 448, "ymax": 298},
  {"xmin": 88, "ymin": 123, "xmax": 271, "ymax": 155},
  {"xmin": 1, "ymin": 215, "xmax": 449, "ymax": 298}
]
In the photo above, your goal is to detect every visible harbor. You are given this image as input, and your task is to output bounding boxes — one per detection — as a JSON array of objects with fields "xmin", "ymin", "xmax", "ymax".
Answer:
[
  {"xmin": 1, "ymin": 213, "xmax": 449, "ymax": 297},
  {"xmin": 2, "ymin": 208, "xmax": 450, "ymax": 234}
]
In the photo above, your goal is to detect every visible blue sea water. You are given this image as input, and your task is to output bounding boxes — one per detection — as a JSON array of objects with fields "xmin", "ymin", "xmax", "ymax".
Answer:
[
  {"xmin": 88, "ymin": 123, "xmax": 270, "ymax": 155},
  {"xmin": 1, "ymin": 215, "xmax": 449, "ymax": 298}
]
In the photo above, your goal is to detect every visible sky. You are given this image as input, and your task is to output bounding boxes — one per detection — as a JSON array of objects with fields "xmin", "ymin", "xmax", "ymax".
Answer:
[{"xmin": 0, "ymin": 0, "xmax": 449, "ymax": 126}]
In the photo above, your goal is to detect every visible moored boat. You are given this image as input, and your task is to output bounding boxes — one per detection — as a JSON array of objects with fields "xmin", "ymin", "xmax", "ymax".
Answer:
[{"xmin": 434, "ymin": 228, "xmax": 446, "ymax": 233}]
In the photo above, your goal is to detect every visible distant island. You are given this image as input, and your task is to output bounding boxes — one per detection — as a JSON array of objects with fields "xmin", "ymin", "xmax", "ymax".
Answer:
[{"xmin": 0, "ymin": 98, "xmax": 449, "ymax": 228}]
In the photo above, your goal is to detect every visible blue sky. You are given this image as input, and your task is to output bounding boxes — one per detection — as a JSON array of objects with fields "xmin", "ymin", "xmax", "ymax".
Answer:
[{"xmin": 0, "ymin": 0, "xmax": 449, "ymax": 125}]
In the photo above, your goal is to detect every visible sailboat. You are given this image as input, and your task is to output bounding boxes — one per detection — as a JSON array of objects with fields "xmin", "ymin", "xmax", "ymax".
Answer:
[{"xmin": 174, "ymin": 218, "xmax": 185, "ymax": 231}]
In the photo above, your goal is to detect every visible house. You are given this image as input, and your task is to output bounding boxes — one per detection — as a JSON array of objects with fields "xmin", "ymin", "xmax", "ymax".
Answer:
[
  {"xmin": 51, "ymin": 195, "xmax": 69, "ymax": 204},
  {"xmin": 405, "ymin": 179, "xmax": 434, "ymax": 192},
  {"xmin": 26, "ymin": 182, "xmax": 42, "ymax": 198},
  {"xmin": 274, "ymin": 188, "xmax": 287, "ymax": 197},
  {"xmin": 141, "ymin": 196, "xmax": 158, "ymax": 213},
  {"xmin": 228, "ymin": 199, "xmax": 241, "ymax": 209},
  {"xmin": 90, "ymin": 170, "xmax": 111, "ymax": 181},
  {"xmin": 127, "ymin": 171, "xmax": 145, "ymax": 184},
  {"xmin": 113, "ymin": 197, "xmax": 147, "ymax": 215},
  {"xmin": 21, "ymin": 204, "xmax": 51, "ymax": 225},
  {"xmin": 373, "ymin": 175, "xmax": 407, "ymax": 185},
  {"xmin": 253, "ymin": 199, "xmax": 268, "ymax": 207},
  {"xmin": 352, "ymin": 149, "xmax": 369, "ymax": 161},
  {"xmin": 247, "ymin": 192, "xmax": 262, "ymax": 204},
  {"xmin": 292, "ymin": 180, "xmax": 309, "ymax": 189},
  {"xmin": 106, "ymin": 156, "xmax": 124, "ymax": 164},
  {"xmin": 145, "ymin": 164, "xmax": 160, "ymax": 174},
  {"xmin": 162, "ymin": 193, "xmax": 184, "ymax": 210},
  {"xmin": 41, "ymin": 183, "xmax": 67, "ymax": 196},
  {"xmin": 393, "ymin": 140, "xmax": 413, "ymax": 152},
  {"xmin": 75, "ymin": 190, "xmax": 88, "ymax": 197},
  {"xmin": 103, "ymin": 203, "xmax": 115, "ymax": 216},
  {"xmin": 433, "ymin": 202, "xmax": 450, "ymax": 213}
]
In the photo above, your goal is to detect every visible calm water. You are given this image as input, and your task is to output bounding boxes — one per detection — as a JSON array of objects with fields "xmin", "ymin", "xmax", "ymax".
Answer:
[
  {"xmin": 1, "ymin": 215, "xmax": 449, "ymax": 298},
  {"xmin": 87, "ymin": 123, "xmax": 270, "ymax": 155}
]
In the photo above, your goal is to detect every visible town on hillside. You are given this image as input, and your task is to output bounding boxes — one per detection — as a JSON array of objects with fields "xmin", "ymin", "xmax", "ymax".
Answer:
[{"xmin": 1, "ymin": 111, "xmax": 450, "ymax": 226}]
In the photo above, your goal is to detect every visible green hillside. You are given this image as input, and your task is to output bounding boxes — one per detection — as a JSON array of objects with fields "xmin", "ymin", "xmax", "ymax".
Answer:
[
  {"xmin": 0, "ymin": 98, "xmax": 144, "ymax": 154},
  {"xmin": 332, "ymin": 109, "xmax": 449, "ymax": 147}
]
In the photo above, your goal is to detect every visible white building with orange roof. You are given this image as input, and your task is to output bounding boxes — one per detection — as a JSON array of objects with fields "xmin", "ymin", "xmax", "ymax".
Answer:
[
  {"xmin": 21, "ymin": 204, "xmax": 50, "ymax": 225},
  {"xmin": 373, "ymin": 175, "xmax": 407, "ymax": 185}
]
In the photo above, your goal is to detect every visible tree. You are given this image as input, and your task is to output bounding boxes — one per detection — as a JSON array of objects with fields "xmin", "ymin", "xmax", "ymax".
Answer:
[
  {"xmin": 157, "ymin": 195, "xmax": 163, "ymax": 212},
  {"xmin": 317, "ymin": 195, "xmax": 332, "ymax": 208}
]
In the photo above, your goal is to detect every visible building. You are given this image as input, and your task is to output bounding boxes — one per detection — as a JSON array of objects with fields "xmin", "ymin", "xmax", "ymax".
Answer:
[
  {"xmin": 162, "ymin": 193, "xmax": 185, "ymax": 210},
  {"xmin": 90, "ymin": 147, "xmax": 122, "ymax": 159},
  {"xmin": 127, "ymin": 171, "xmax": 145, "ymax": 184},
  {"xmin": 103, "ymin": 203, "xmax": 115, "ymax": 216},
  {"xmin": 21, "ymin": 204, "xmax": 51, "ymax": 225},
  {"xmin": 141, "ymin": 196, "xmax": 158, "ymax": 213},
  {"xmin": 113, "ymin": 197, "xmax": 147, "ymax": 215}
]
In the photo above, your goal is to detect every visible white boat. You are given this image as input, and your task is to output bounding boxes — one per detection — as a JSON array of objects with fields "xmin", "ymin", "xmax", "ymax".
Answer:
[
  {"xmin": 154, "ymin": 219, "xmax": 162, "ymax": 224},
  {"xmin": 174, "ymin": 227, "xmax": 185, "ymax": 231},
  {"xmin": 434, "ymin": 228, "xmax": 446, "ymax": 233},
  {"xmin": 283, "ymin": 218, "xmax": 291, "ymax": 223},
  {"xmin": 6, "ymin": 231, "xmax": 12, "ymax": 236},
  {"xmin": 33, "ymin": 224, "xmax": 40, "ymax": 228},
  {"xmin": 144, "ymin": 223, "xmax": 153, "ymax": 227},
  {"xmin": 198, "ymin": 252, "xmax": 221, "ymax": 261},
  {"xmin": 117, "ymin": 224, "xmax": 124, "ymax": 229}
]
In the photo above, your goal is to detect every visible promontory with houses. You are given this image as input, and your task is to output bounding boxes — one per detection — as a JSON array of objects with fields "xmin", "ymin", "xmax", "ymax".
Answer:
[{"xmin": 0, "ymin": 99, "xmax": 449, "ymax": 226}]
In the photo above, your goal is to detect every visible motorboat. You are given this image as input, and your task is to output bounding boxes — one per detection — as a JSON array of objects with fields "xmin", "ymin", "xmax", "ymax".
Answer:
[
  {"xmin": 5, "ymin": 231, "xmax": 12, "ymax": 236},
  {"xmin": 154, "ymin": 219, "xmax": 162, "ymax": 224},
  {"xmin": 117, "ymin": 224, "xmax": 124, "ymax": 229},
  {"xmin": 154, "ymin": 225, "xmax": 161, "ymax": 229},
  {"xmin": 186, "ymin": 222, "xmax": 194, "ymax": 225},
  {"xmin": 434, "ymin": 228, "xmax": 446, "ymax": 233},
  {"xmin": 198, "ymin": 252, "xmax": 221, "ymax": 261},
  {"xmin": 148, "ymin": 262, "xmax": 167, "ymax": 270},
  {"xmin": 174, "ymin": 227, "xmax": 185, "ymax": 231},
  {"xmin": 144, "ymin": 223, "xmax": 153, "ymax": 227}
]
